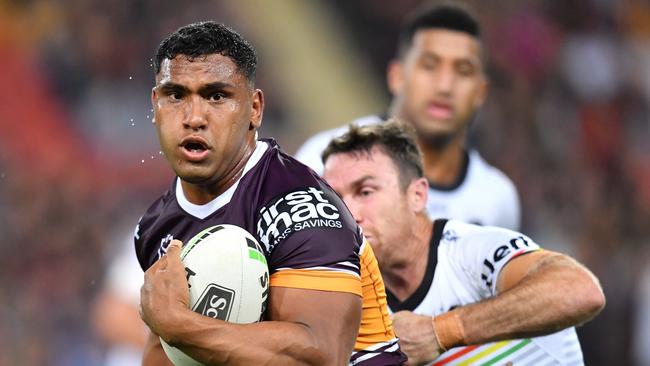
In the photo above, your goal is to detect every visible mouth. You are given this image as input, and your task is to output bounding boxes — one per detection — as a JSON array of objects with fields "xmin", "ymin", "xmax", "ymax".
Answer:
[
  {"xmin": 426, "ymin": 101, "xmax": 453, "ymax": 120},
  {"xmin": 180, "ymin": 136, "xmax": 210, "ymax": 161}
]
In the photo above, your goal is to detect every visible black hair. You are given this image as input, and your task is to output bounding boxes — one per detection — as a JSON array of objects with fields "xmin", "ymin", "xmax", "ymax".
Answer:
[
  {"xmin": 322, "ymin": 119, "xmax": 424, "ymax": 190},
  {"xmin": 153, "ymin": 21, "xmax": 257, "ymax": 83},
  {"xmin": 397, "ymin": 1, "xmax": 481, "ymax": 58}
]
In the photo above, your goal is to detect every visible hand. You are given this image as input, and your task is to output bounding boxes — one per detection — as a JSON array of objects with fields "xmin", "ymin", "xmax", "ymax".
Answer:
[
  {"xmin": 140, "ymin": 240, "xmax": 190, "ymax": 341},
  {"xmin": 392, "ymin": 311, "xmax": 442, "ymax": 365}
]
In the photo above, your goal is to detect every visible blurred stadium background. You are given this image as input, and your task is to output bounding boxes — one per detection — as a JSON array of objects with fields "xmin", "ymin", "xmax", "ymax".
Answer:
[{"xmin": 0, "ymin": 0, "xmax": 649, "ymax": 365}]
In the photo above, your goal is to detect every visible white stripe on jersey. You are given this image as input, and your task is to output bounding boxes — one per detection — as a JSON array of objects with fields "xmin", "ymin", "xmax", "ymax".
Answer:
[
  {"xmin": 337, "ymin": 261, "xmax": 361, "ymax": 270},
  {"xmin": 350, "ymin": 338, "xmax": 400, "ymax": 365}
]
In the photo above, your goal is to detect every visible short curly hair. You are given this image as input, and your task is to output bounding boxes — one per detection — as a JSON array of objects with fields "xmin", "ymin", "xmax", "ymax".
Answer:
[
  {"xmin": 322, "ymin": 119, "xmax": 424, "ymax": 190},
  {"xmin": 397, "ymin": 1, "xmax": 481, "ymax": 60},
  {"xmin": 153, "ymin": 21, "xmax": 257, "ymax": 84}
]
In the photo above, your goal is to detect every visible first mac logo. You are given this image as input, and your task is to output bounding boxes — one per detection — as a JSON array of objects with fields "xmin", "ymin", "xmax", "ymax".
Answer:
[{"xmin": 192, "ymin": 284, "xmax": 235, "ymax": 321}]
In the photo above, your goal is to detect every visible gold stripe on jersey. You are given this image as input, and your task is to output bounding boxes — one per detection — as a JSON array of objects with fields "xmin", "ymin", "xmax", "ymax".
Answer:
[
  {"xmin": 355, "ymin": 241, "xmax": 396, "ymax": 350},
  {"xmin": 270, "ymin": 269, "xmax": 362, "ymax": 296}
]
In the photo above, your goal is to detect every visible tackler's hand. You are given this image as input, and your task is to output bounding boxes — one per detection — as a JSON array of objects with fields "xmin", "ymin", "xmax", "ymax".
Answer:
[
  {"xmin": 392, "ymin": 310, "xmax": 443, "ymax": 365},
  {"xmin": 139, "ymin": 240, "xmax": 189, "ymax": 340}
]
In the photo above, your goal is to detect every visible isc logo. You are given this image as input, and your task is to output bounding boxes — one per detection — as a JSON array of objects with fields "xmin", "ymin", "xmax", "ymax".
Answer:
[{"xmin": 192, "ymin": 284, "xmax": 235, "ymax": 321}]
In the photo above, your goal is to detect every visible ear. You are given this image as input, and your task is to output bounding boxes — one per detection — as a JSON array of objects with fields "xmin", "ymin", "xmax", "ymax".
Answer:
[
  {"xmin": 474, "ymin": 74, "xmax": 489, "ymax": 109},
  {"xmin": 407, "ymin": 177, "xmax": 429, "ymax": 213},
  {"xmin": 387, "ymin": 60, "xmax": 404, "ymax": 97},
  {"xmin": 150, "ymin": 87, "xmax": 158, "ymax": 124},
  {"xmin": 249, "ymin": 88, "xmax": 264, "ymax": 130}
]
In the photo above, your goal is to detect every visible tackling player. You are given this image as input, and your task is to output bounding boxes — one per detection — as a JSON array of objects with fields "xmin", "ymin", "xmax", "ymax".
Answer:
[
  {"xmin": 322, "ymin": 120, "xmax": 605, "ymax": 365},
  {"xmin": 136, "ymin": 22, "xmax": 405, "ymax": 365},
  {"xmin": 296, "ymin": 2, "xmax": 520, "ymax": 229}
]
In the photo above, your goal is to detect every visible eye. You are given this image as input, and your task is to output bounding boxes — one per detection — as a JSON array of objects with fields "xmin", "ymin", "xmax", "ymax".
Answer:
[
  {"xmin": 420, "ymin": 59, "xmax": 437, "ymax": 70},
  {"xmin": 359, "ymin": 188, "xmax": 374, "ymax": 198},
  {"xmin": 208, "ymin": 93, "xmax": 225, "ymax": 102},
  {"xmin": 169, "ymin": 91, "xmax": 183, "ymax": 101},
  {"xmin": 456, "ymin": 62, "xmax": 476, "ymax": 77}
]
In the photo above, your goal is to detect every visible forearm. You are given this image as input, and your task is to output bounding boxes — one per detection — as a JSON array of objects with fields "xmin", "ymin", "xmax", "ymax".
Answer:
[
  {"xmin": 445, "ymin": 254, "xmax": 605, "ymax": 346},
  {"xmin": 162, "ymin": 309, "xmax": 327, "ymax": 366},
  {"xmin": 143, "ymin": 331, "xmax": 174, "ymax": 366}
]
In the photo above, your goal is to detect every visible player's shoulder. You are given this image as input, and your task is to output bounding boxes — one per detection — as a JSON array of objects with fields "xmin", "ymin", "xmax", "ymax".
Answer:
[
  {"xmin": 467, "ymin": 150, "xmax": 518, "ymax": 194},
  {"xmin": 133, "ymin": 180, "xmax": 178, "ymax": 269},
  {"xmin": 468, "ymin": 150, "xmax": 512, "ymax": 183},
  {"xmin": 294, "ymin": 115, "xmax": 383, "ymax": 166},
  {"xmin": 263, "ymin": 138, "xmax": 328, "ymax": 186},
  {"xmin": 254, "ymin": 140, "xmax": 360, "ymax": 250},
  {"xmin": 299, "ymin": 115, "xmax": 383, "ymax": 148},
  {"xmin": 441, "ymin": 219, "xmax": 528, "ymax": 245},
  {"xmin": 137, "ymin": 181, "xmax": 176, "ymax": 231}
]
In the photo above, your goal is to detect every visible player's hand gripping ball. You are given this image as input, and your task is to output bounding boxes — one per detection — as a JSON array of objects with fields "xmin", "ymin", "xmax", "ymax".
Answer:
[{"xmin": 161, "ymin": 225, "xmax": 270, "ymax": 366}]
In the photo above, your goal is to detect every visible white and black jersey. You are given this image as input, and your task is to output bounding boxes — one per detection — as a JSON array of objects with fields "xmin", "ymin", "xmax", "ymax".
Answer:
[
  {"xmin": 390, "ymin": 219, "xmax": 584, "ymax": 366},
  {"xmin": 295, "ymin": 115, "xmax": 520, "ymax": 230}
]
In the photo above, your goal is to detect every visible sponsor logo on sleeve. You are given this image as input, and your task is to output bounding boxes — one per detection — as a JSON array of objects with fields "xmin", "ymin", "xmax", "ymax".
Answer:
[
  {"xmin": 480, "ymin": 236, "xmax": 532, "ymax": 288},
  {"xmin": 256, "ymin": 187, "xmax": 343, "ymax": 250}
]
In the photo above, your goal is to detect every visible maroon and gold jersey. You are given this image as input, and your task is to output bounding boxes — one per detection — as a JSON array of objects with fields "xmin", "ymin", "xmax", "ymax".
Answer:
[{"xmin": 135, "ymin": 139, "xmax": 405, "ymax": 365}]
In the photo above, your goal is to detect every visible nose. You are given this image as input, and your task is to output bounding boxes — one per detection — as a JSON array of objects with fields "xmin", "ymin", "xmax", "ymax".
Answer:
[
  {"xmin": 434, "ymin": 66, "xmax": 454, "ymax": 95},
  {"xmin": 184, "ymin": 96, "xmax": 207, "ymax": 130}
]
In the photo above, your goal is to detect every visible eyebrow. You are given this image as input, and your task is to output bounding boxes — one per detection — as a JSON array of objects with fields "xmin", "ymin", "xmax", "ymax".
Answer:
[
  {"xmin": 350, "ymin": 175, "xmax": 376, "ymax": 190},
  {"xmin": 157, "ymin": 81, "xmax": 235, "ymax": 95}
]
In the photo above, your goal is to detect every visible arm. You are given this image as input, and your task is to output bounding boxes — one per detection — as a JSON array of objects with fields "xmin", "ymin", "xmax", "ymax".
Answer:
[
  {"xmin": 140, "ymin": 240, "xmax": 361, "ymax": 366},
  {"xmin": 92, "ymin": 291, "xmax": 147, "ymax": 348},
  {"xmin": 449, "ymin": 250, "xmax": 605, "ymax": 344},
  {"xmin": 392, "ymin": 250, "xmax": 605, "ymax": 364},
  {"xmin": 142, "ymin": 331, "xmax": 174, "ymax": 366}
]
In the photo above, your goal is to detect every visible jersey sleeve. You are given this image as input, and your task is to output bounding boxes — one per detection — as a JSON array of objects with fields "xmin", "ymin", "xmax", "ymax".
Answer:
[
  {"xmin": 449, "ymin": 221, "xmax": 541, "ymax": 296},
  {"xmin": 256, "ymin": 185, "xmax": 362, "ymax": 296}
]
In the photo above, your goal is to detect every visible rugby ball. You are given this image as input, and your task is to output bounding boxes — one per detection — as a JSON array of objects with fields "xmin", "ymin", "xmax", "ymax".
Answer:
[{"xmin": 161, "ymin": 224, "xmax": 269, "ymax": 366}]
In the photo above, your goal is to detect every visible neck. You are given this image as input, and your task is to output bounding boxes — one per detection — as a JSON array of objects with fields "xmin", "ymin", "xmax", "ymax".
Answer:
[
  {"xmin": 181, "ymin": 138, "xmax": 256, "ymax": 205},
  {"xmin": 418, "ymin": 134, "xmax": 466, "ymax": 187},
  {"xmin": 382, "ymin": 214, "xmax": 433, "ymax": 302}
]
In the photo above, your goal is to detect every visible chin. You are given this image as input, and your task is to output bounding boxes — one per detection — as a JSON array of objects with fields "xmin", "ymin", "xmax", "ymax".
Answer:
[
  {"xmin": 174, "ymin": 166, "xmax": 215, "ymax": 185},
  {"xmin": 420, "ymin": 130, "xmax": 455, "ymax": 148}
]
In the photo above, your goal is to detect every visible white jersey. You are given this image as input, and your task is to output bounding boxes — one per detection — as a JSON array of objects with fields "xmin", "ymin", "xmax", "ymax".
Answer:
[
  {"xmin": 390, "ymin": 219, "xmax": 584, "ymax": 366},
  {"xmin": 295, "ymin": 115, "xmax": 521, "ymax": 230}
]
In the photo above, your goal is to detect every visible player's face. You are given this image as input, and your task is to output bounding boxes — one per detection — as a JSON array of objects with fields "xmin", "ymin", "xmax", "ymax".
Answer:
[
  {"xmin": 152, "ymin": 54, "xmax": 263, "ymax": 186},
  {"xmin": 389, "ymin": 29, "xmax": 487, "ymax": 145},
  {"xmin": 323, "ymin": 147, "xmax": 414, "ymax": 266}
]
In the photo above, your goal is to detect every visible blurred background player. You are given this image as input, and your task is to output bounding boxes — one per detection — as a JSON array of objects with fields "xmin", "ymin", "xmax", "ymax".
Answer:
[
  {"xmin": 322, "ymin": 120, "xmax": 605, "ymax": 365},
  {"xmin": 91, "ymin": 235, "xmax": 146, "ymax": 366},
  {"xmin": 296, "ymin": 2, "xmax": 520, "ymax": 230}
]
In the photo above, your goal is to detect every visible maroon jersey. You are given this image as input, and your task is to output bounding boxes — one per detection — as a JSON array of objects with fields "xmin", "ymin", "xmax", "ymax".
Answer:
[{"xmin": 135, "ymin": 139, "xmax": 405, "ymax": 365}]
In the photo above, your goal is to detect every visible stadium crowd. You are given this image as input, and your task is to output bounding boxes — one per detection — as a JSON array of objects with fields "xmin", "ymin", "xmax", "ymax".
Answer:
[{"xmin": 0, "ymin": 0, "xmax": 648, "ymax": 365}]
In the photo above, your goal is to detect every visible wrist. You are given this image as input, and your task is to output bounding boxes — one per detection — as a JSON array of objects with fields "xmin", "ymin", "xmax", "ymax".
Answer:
[
  {"xmin": 156, "ymin": 304, "xmax": 189, "ymax": 346},
  {"xmin": 432, "ymin": 310, "xmax": 466, "ymax": 351}
]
